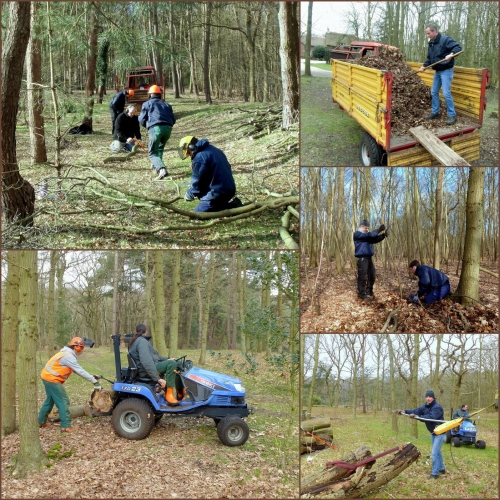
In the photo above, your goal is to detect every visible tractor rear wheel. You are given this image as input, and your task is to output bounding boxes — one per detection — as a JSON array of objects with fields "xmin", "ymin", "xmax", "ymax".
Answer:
[
  {"xmin": 112, "ymin": 398, "xmax": 155, "ymax": 440},
  {"xmin": 451, "ymin": 437, "xmax": 461, "ymax": 447},
  {"xmin": 359, "ymin": 132, "xmax": 382, "ymax": 166},
  {"xmin": 476, "ymin": 440, "xmax": 486, "ymax": 449},
  {"xmin": 217, "ymin": 415, "xmax": 249, "ymax": 447}
]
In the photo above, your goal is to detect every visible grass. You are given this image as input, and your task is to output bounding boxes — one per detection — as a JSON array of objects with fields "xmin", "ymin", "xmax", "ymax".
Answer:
[
  {"xmin": 300, "ymin": 76, "xmax": 361, "ymax": 167},
  {"xmin": 6, "ymin": 92, "xmax": 298, "ymax": 249},
  {"xmin": 301, "ymin": 407, "xmax": 498, "ymax": 498},
  {"xmin": 309, "ymin": 63, "xmax": 332, "ymax": 71}
]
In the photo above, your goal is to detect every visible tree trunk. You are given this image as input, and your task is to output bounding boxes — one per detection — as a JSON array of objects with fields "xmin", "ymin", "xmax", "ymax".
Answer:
[
  {"xmin": 13, "ymin": 251, "xmax": 46, "ymax": 477},
  {"xmin": 410, "ymin": 334, "xmax": 419, "ymax": 438},
  {"xmin": 433, "ymin": 167, "xmax": 444, "ymax": 268},
  {"xmin": 203, "ymin": 3, "xmax": 212, "ymax": 104},
  {"xmin": 278, "ymin": 1, "xmax": 299, "ymax": 129},
  {"xmin": 301, "ymin": 419, "xmax": 333, "ymax": 432},
  {"xmin": 153, "ymin": 251, "xmax": 168, "ymax": 356},
  {"xmin": 47, "ymin": 250, "xmax": 57, "ymax": 352},
  {"xmin": 307, "ymin": 334, "xmax": 321, "ymax": 415},
  {"xmin": 199, "ymin": 252, "xmax": 215, "ymax": 365},
  {"xmin": 386, "ymin": 334, "xmax": 398, "ymax": 433},
  {"xmin": 301, "ymin": 443, "xmax": 421, "ymax": 498},
  {"xmin": 237, "ymin": 253, "xmax": 246, "ymax": 353},
  {"xmin": 1, "ymin": 251, "xmax": 21, "ymax": 436},
  {"xmin": 186, "ymin": 6, "xmax": 199, "ymax": 95},
  {"xmin": 112, "ymin": 251, "xmax": 120, "ymax": 338},
  {"xmin": 452, "ymin": 168, "xmax": 486, "ymax": 306},
  {"xmin": 304, "ymin": 2, "xmax": 313, "ymax": 77},
  {"xmin": 82, "ymin": 8, "xmax": 98, "ymax": 130},
  {"xmin": 169, "ymin": 251, "xmax": 181, "ymax": 357},
  {"xmin": 169, "ymin": 4, "xmax": 179, "ymax": 98},
  {"xmin": 2, "ymin": 1, "xmax": 35, "ymax": 224},
  {"xmin": 26, "ymin": 2, "xmax": 47, "ymax": 164}
]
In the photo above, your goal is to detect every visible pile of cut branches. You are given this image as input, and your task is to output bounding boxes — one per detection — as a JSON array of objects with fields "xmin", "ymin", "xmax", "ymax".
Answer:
[{"xmin": 235, "ymin": 105, "xmax": 287, "ymax": 139}]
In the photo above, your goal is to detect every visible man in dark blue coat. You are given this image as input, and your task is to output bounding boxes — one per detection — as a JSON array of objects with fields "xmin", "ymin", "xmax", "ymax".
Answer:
[
  {"xmin": 353, "ymin": 220, "xmax": 387, "ymax": 301},
  {"xmin": 109, "ymin": 89, "xmax": 134, "ymax": 135},
  {"xmin": 419, "ymin": 23, "xmax": 462, "ymax": 125},
  {"xmin": 398, "ymin": 390, "xmax": 445, "ymax": 479},
  {"xmin": 178, "ymin": 136, "xmax": 242, "ymax": 213},
  {"xmin": 138, "ymin": 85, "xmax": 176, "ymax": 180},
  {"xmin": 408, "ymin": 260, "xmax": 450, "ymax": 304}
]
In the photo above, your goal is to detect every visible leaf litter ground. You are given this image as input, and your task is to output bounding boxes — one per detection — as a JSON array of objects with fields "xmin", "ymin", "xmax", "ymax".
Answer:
[
  {"xmin": 1, "ymin": 351, "xmax": 298, "ymax": 498},
  {"xmin": 301, "ymin": 259, "xmax": 498, "ymax": 333},
  {"xmin": 6, "ymin": 93, "xmax": 298, "ymax": 249}
]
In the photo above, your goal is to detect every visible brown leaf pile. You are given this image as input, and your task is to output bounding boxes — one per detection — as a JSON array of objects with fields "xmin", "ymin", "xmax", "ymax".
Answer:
[{"xmin": 349, "ymin": 47, "xmax": 468, "ymax": 135}]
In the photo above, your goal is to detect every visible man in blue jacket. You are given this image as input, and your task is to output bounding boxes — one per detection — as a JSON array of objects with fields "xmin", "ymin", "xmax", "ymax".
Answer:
[
  {"xmin": 419, "ymin": 23, "xmax": 462, "ymax": 125},
  {"xmin": 353, "ymin": 220, "xmax": 387, "ymax": 301},
  {"xmin": 398, "ymin": 390, "xmax": 445, "ymax": 479},
  {"xmin": 109, "ymin": 89, "xmax": 134, "ymax": 135},
  {"xmin": 408, "ymin": 260, "xmax": 450, "ymax": 304},
  {"xmin": 139, "ymin": 85, "xmax": 176, "ymax": 180},
  {"xmin": 178, "ymin": 135, "xmax": 242, "ymax": 213}
]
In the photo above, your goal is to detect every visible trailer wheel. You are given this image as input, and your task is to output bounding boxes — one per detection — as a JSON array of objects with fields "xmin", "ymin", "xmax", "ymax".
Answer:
[
  {"xmin": 217, "ymin": 416, "xmax": 249, "ymax": 447},
  {"xmin": 476, "ymin": 440, "xmax": 486, "ymax": 449},
  {"xmin": 359, "ymin": 132, "xmax": 382, "ymax": 166},
  {"xmin": 451, "ymin": 437, "xmax": 461, "ymax": 447},
  {"xmin": 112, "ymin": 398, "xmax": 155, "ymax": 440}
]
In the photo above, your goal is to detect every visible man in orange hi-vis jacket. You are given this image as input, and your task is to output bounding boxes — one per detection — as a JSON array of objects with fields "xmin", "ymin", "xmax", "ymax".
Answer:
[{"xmin": 37, "ymin": 337, "xmax": 102, "ymax": 433}]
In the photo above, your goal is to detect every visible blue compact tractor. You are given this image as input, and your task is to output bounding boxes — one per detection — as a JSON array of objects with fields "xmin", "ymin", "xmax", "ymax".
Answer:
[
  {"xmin": 98, "ymin": 335, "xmax": 252, "ymax": 446},
  {"xmin": 444, "ymin": 408, "xmax": 486, "ymax": 449}
]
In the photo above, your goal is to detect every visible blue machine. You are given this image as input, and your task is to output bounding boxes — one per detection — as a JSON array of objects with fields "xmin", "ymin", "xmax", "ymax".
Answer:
[
  {"xmin": 101, "ymin": 335, "xmax": 252, "ymax": 445},
  {"xmin": 444, "ymin": 409, "xmax": 486, "ymax": 449}
]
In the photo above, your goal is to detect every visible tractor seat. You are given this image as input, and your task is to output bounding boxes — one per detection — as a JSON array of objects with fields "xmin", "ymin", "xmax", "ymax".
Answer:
[{"xmin": 126, "ymin": 353, "xmax": 157, "ymax": 385}]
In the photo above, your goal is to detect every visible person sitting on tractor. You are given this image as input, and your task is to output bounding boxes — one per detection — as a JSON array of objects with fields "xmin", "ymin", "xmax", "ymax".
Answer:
[
  {"xmin": 178, "ymin": 135, "xmax": 242, "ymax": 213},
  {"xmin": 110, "ymin": 105, "xmax": 142, "ymax": 153},
  {"xmin": 38, "ymin": 337, "xmax": 102, "ymax": 433},
  {"xmin": 407, "ymin": 260, "xmax": 450, "ymax": 304},
  {"xmin": 453, "ymin": 404, "xmax": 470, "ymax": 419},
  {"xmin": 109, "ymin": 89, "xmax": 135, "ymax": 135},
  {"xmin": 138, "ymin": 85, "xmax": 176, "ymax": 180},
  {"xmin": 127, "ymin": 323, "xmax": 185, "ymax": 405}
]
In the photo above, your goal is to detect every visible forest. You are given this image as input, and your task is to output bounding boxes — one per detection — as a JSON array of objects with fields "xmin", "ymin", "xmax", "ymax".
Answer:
[
  {"xmin": 301, "ymin": 334, "xmax": 499, "ymax": 498},
  {"xmin": 1, "ymin": 250, "xmax": 299, "ymax": 497},
  {"xmin": 300, "ymin": 167, "xmax": 499, "ymax": 333},
  {"xmin": 1, "ymin": 2, "xmax": 299, "ymax": 249}
]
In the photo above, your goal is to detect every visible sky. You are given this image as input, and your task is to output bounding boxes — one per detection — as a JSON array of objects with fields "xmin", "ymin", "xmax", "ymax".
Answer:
[{"xmin": 300, "ymin": 2, "xmax": 358, "ymax": 36}]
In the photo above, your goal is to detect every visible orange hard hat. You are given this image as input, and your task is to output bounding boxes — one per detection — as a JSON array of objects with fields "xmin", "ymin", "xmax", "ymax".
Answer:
[
  {"xmin": 126, "ymin": 89, "xmax": 135, "ymax": 98},
  {"xmin": 69, "ymin": 337, "xmax": 85, "ymax": 347},
  {"xmin": 148, "ymin": 85, "xmax": 161, "ymax": 94}
]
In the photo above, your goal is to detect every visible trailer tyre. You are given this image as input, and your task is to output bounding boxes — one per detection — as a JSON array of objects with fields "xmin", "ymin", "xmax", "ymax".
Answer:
[
  {"xmin": 112, "ymin": 398, "xmax": 155, "ymax": 440},
  {"xmin": 359, "ymin": 132, "xmax": 382, "ymax": 166},
  {"xmin": 451, "ymin": 437, "xmax": 461, "ymax": 447},
  {"xmin": 217, "ymin": 416, "xmax": 249, "ymax": 447}
]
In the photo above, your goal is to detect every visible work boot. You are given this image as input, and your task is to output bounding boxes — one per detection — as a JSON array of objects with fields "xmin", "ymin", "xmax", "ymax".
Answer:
[
  {"xmin": 227, "ymin": 197, "xmax": 243, "ymax": 209},
  {"xmin": 177, "ymin": 387, "xmax": 187, "ymax": 400},
  {"xmin": 425, "ymin": 113, "xmax": 440, "ymax": 120},
  {"xmin": 427, "ymin": 474, "xmax": 439, "ymax": 479},
  {"xmin": 446, "ymin": 116, "xmax": 457, "ymax": 125},
  {"xmin": 439, "ymin": 469, "xmax": 446, "ymax": 474},
  {"xmin": 165, "ymin": 387, "xmax": 179, "ymax": 406},
  {"xmin": 157, "ymin": 168, "xmax": 168, "ymax": 180},
  {"xmin": 39, "ymin": 423, "xmax": 52, "ymax": 428},
  {"xmin": 358, "ymin": 294, "xmax": 370, "ymax": 301},
  {"xmin": 61, "ymin": 426, "xmax": 79, "ymax": 433}
]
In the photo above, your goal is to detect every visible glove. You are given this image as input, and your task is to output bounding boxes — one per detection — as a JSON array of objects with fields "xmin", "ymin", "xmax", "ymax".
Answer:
[
  {"xmin": 409, "ymin": 413, "xmax": 416, "ymax": 418},
  {"xmin": 184, "ymin": 192, "xmax": 195, "ymax": 202},
  {"xmin": 93, "ymin": 375, "xmax": 100, "ymax": 380},
  {"xmin": 378, "ymin": 224, "xmax": 385, "ymax": 232},
  {"xmin": 410, "ymin": 294, "xmax": 419, "ymax": 303},
  {"xmin": 157, "ymin": 379, "xmax": 166, "ymax": 389},
  {"xmin": 93, "ymin": 382, "xmax": 102, "ymax": 391},
  {"xmin": 396, "ymin": 410, "xmax": 404, "ymax": 415},
  {"xmin": 384, "ymin": 229, "xmax": 389, "ymax": 237}
]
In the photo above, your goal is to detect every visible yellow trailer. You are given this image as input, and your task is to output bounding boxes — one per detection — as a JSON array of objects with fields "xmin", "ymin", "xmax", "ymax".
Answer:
[{"xmin": 331, "ymin": 59, "xmax": 490, "ymax": 166}]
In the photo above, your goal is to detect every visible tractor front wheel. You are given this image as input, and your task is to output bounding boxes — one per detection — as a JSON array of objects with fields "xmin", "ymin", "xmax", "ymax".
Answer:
[
  {"xmin": 476, "ymin": 440, "xmax": 486, "ymax": 449},
  {"xmin": 217, "ymin": 416, "xmax": 249, "ymax": 447},
  {"xmin": 112, "ymin": 398, "xmax": 155, "ymax": 440},
  {"xmin": 359, "ymin": 132, "xmax": 383, "ymax": 166},
  {"xmin": 451, "ymin": 437, "xmax": 461, "ymax": 447}
]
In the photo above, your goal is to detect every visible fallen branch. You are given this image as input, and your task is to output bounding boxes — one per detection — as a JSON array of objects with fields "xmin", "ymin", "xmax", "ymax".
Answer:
[
  {"xmin": 479, "ymin": 267, "xmax": 498, "ymax": 278},
  {"xmin": 379, "ymin": 305, "xmax": 401, "ymax": 333}
]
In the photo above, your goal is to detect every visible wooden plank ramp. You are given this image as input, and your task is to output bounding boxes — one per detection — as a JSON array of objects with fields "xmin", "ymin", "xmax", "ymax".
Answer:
[{"xmin": 408, "ymin": 125, "xmax": 471, "ymax": 166}]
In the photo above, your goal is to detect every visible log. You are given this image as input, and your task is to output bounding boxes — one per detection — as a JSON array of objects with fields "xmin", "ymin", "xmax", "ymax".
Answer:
[
  {"xmin": 301, "ymin": 419, "xmax": 333, "ymax": 432},
  {"xmin": 91, "ymin": 389, "xmax": 114, "ymax": 412},
  {"xmin": 49, "ymin": 403, "xmax": 93, "ymax": 422},
  {"xmin": 301, "ymin": 443, "xmax": 421, "ymax": 498}
]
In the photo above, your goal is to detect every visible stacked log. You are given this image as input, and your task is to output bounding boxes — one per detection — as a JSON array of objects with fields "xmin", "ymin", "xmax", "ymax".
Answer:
[
  {"xmin": 300, "ymin": 419, "xmax": 335, "ymax": 455},
  {"xmin": 48, "ymin": 389, "xmax": 116, "ymax": 422}
]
